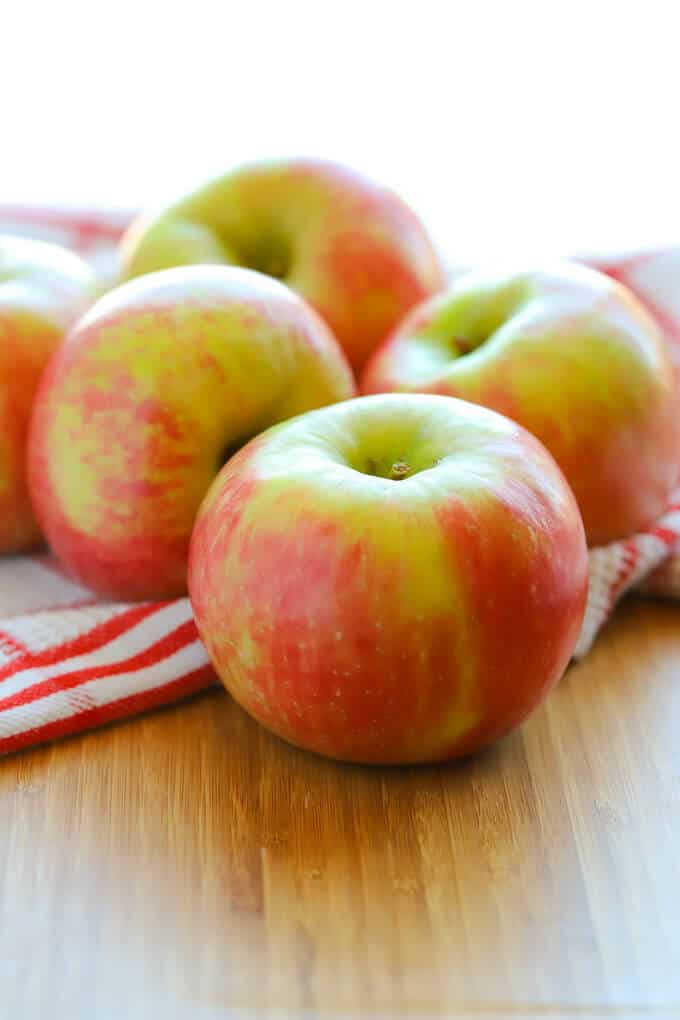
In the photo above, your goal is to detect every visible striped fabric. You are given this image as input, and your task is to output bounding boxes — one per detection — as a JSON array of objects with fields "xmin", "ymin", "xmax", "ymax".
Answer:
[{"xmin": 1, "ymin": 208, "xmax": 679, "ymax": 755}]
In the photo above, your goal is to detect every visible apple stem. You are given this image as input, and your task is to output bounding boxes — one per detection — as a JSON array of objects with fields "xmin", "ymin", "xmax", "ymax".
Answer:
[
  {"xmin": 454, "ymin": 335, "xmax": 474, "ymax": 355},
  {"xmin": 389, "ymin": 461, "xmax": 410, "ymax": 480}
]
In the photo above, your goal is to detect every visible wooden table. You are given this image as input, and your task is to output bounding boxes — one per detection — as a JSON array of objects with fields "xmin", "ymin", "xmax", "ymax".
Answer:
[{"xmin": 1, "ymin": 598, "xmax": 679, "ymax": 1018}]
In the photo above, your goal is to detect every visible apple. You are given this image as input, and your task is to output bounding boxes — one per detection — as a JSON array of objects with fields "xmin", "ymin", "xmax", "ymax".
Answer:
[
  {"xmin": 119, "ymin": 158, "xmax": 446, "ymax": 373},
  {"xmin": 28, "ymin": 265, "xmax": 355, "ymax": 600},
  {"xmin": 0, "ymin": 235, "xmax": 96, "ymax": 554},
  {"xmin": 188, "ymin": 393, "xmax": 588, "ymax": 764},
  {"xmin": 361, "ymin": 262, "xmax": 680, "ymax": 545}
]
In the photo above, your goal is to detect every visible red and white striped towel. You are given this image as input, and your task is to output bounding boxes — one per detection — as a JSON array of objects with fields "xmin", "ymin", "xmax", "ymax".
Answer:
[{"xmin": 1, "ymin": 207, "xmax": 679, "ymax": 756}]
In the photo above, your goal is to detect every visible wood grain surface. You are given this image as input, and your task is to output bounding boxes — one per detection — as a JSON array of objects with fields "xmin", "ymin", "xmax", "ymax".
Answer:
[{"xmin": 1, "ymin": 598, "xmax": 680, "ymax": 1019}]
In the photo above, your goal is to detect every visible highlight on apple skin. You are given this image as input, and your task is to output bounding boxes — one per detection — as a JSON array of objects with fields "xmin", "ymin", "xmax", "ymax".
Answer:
[
  {"xmin": 0, "ymin": 235, "xmax": 97, "ymax": 554},
  {"xmin": 119, "ymin": 157, "xmax": 446, "ymax": 373},
  {"xmin": 361, "ymin": 262, "xmax": 680, "ymax": 546},
  {"xmin": 27, "ymin": 265, "xmax": 356, "ymax": 600},
  {"xmin": 188, "ymin": 393, "xmax": 589, "ymax": 765}
]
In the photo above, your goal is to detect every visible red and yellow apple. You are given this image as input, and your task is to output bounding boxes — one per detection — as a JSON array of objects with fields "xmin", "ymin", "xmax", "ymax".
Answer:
[
  {"xmin": 28, "ymin": 265, "xmax": 355, "ymax": 600},
  {"xmin": 188, "ymin": 393, "xmax": 588, "ymax": 764},
  {"xmin": 361, "ymin": 262, "xmax": 680, "ymax": 545},
  {"xmin": 0, "ymin": 235, "xmax": 96, "ymax": 554},
  {"xmin": 119, "ymin": 158, "xmax": 445, "ymax": 373}
]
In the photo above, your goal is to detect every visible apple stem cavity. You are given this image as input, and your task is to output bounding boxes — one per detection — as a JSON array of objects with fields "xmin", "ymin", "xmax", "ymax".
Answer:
[
  {"xmin": 389, "ymin": 461, "xmax": 411, "ymax": 481},
  {"xmin": 266, "ymin": 256, "xmax": 287, "ymax": 279},
  {"xmin": 453, "ymin": 336, "xmax": 475, "ymax": 356}
]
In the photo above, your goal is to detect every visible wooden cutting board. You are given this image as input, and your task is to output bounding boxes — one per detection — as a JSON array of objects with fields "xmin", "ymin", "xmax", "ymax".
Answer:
[{"xmin": 1, "ymin": 597, "xmax": 679, "ymax": 1018}]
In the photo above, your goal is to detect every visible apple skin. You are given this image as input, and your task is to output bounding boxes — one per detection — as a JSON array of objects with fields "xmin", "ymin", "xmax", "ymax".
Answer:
[
  {"xmin": 188, "ymin": 393, "xmax": 588, "ymax": 764},
  {"xmin": 361, "ymin": 263, "xmax": 680, "ymax": 546},
  {"xmin": 0, "ymin": 236, "xmax": 96, "ymax": 554},
  {"xmin": 28, "ymin": 265, "xmax": 355, "ymax": 600},
  {"xmin": 119, "ymin": 158, "xmax": 446, "ymax": 373}
]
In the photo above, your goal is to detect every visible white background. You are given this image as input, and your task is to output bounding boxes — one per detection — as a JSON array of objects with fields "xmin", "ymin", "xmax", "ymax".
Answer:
[{"xmin": 3, "ymin": 0, "xmax": 680, "ymax": 260}]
